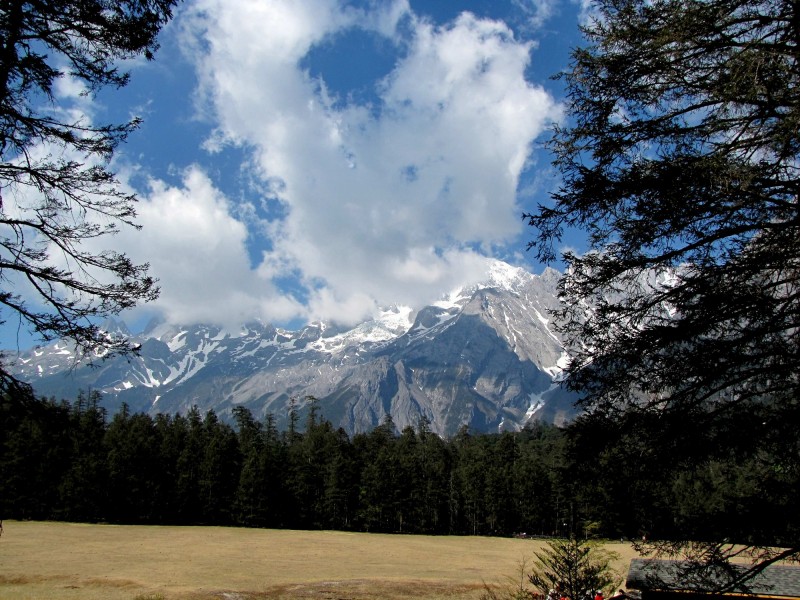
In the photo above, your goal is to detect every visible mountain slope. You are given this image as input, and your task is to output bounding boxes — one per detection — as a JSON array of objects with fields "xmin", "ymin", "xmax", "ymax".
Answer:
[{"xmin": 8, "ymin": 261, "xmax": 579, "ymax": 436}]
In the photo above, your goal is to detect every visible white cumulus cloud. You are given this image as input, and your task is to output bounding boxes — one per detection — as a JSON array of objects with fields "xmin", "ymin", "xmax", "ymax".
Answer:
[
  {"xmin": 119, "ymin": 167, "xmax": 303, "ymax": 326},
  {"xmin": 137, "ymin": 0, "xmax": 562, "ymax": 327}
]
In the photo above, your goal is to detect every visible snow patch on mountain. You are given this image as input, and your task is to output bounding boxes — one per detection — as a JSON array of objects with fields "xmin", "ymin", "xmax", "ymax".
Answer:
[
  {"xmin": 525, "ymin": 394, "xmax": 545, "ymax": 420},
  {"xmin": 434, "ymin": 286, "xmax": 469, "ymax": 310},
  {"xmin": 543, "ymin": 352, "xmax": 570, "ymax": 379},
  {"xmin": 309, "ymin": 305, "xmax": 416, "ymax": 354},
  {"xmin": 6, "ymin": 260, "xmax": 580, "ymax": 436},
  {"xmin": 487, "ymin": 260, "xmax": 530, "ymax": 291}
]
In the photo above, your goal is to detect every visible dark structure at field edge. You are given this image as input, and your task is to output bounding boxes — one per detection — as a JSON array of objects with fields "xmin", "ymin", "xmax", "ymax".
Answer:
[{"xmin": 627, "ymin": 559, "xmax": 800, "ymax": 600}]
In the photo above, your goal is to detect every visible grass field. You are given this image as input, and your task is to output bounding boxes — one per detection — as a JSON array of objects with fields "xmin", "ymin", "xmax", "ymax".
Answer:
[{"xmin": 0, "ymin": 521, "xmax": 642, "ymax": 600}]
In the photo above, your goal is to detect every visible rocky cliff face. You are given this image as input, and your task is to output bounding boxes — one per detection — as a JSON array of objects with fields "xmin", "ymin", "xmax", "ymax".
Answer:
[{"xmin": 8, "ymin": 261, "xmax": 579, "ymax": 436}]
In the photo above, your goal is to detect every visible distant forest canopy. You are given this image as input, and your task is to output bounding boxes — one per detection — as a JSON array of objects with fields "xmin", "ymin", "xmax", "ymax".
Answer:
[{"xmin": 1, "ymin": 391, "xmax": 796, "ymax": 545}]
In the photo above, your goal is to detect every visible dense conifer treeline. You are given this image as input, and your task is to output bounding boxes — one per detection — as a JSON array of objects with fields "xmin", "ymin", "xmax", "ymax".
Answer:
[
  {"xmin": 0, "ymin": 392, "xmax": 567, "ymax": 536},
  {"xmin": 2, "ymin": 392, "xmax": 797, "ymax": 545}
]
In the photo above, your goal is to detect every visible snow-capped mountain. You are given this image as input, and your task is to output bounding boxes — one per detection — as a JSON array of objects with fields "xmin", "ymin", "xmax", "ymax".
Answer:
[{"xmin": 8, "ymin": 261, "xmax": 579, "ymax": 436}]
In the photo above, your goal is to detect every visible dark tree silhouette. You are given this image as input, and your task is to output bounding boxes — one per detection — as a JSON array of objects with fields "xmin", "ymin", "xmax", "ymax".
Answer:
[
  {"xmin": 0, "ymin": 0, "xmax": 176, "ymax": 391},
  {"xmin": 527, "ymin": 0, "xmax": 800, "ymax": 577}
]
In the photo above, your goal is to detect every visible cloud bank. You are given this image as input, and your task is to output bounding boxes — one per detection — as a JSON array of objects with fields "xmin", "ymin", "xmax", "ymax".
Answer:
[{"xmin": 125, "ymin": 0, "xmax": 562, "ymax": 328}]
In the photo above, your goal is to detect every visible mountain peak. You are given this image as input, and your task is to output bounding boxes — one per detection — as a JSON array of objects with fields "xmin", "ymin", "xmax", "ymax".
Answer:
[
  {"xmin": 99, "ymin": 317, "xmax": 131, "ymax": 338},
  {"xmin": 486, "ymin": 260, "xmax": 532, "ymax": 291},
  {"xmin": 8, "ymin": 260, "xmax": 578, "ymax": 435}
]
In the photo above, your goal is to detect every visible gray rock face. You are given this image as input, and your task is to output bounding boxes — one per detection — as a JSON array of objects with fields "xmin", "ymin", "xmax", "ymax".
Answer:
[{"xmin": 7, "ymin": 261, "xmax": 579, "ymax": 436}]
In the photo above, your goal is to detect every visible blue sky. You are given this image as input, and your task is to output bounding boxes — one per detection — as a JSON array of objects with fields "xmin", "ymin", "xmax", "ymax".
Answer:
[{"xmin": 4, "ymin": 0, "xmax": 592, "ymax": 348}]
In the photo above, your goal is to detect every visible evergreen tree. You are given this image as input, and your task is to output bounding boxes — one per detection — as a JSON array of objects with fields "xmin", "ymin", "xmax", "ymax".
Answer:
[
  {"xmin": 261, "ymin": 412, "xmax": 290, "ymax": 527},
  {"xmin": 415, "ymin": 417, "xmax": 451, "ymax": 533},
  {"xmin": 526, "ymin": 0, "xmax": 800, "ymax": 569},
  {"xmin": 286, "ymin": 397, "xmax": 329, "ymax": 528},
  {"xmin": 566, "ymin": 412, "xmax": 673, "ymax": 540},
  {"xmin": 485, "ymin": 433, "xmax": 518, "ymax": 535},
  {"xmin": 104, "ymin": 406, "xmax": 161, "ymax": 523},
  {"xmin": 198, "ymin": 409, "xmax": 239, "ymax": 523},
  {"xmin": 354, "ymin": 415, "xmax": 401, "ymax": 532},
  {"xmin": 322, "ymin": 426, "xmax": 357, "ymax": 530},
  {"xmin": 0, "ymin": 392, "xmax": 71, "ymax": 519},
  {"xmin": 233, "ymin": 406, "xmax": 269, "ymax": 526},
  {"xmin": 451, "ymin": 427, "xmax": 488, "ymax": 535},
  {"xmin": 528, "ymin": 538, "xmax": 620, "ymax": 600},
  {"xmin": 513, "ymin": 424, "xmax": 565, "ymax": 537},
  {"xmin": 394, "ymin": 425, "xmax": 423, "ymax": 532},
  {"xmin": 59, "ymin": 390, "xmax": 107, "ymax": 521},
  {"xmin": 152, "ymin": 412, "xmax": 183, "ymax": 523},
  {"xmin": 175, "ymin": 406, "xmax": 203, "ymax": 523},
  {"xmin": 0, "ymin": 394, "xmax": 708, "ymax": 538}
]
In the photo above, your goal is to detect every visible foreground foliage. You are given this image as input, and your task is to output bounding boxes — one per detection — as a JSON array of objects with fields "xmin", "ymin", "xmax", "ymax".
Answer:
[
  {"xmin": 526, "ymin": 0, "xmax": 800, "ymax": 574},
  {"xmin": 528, "ymin": 538, "xmax": 620, "ymax": 600},
  {"xmin": 481, "ymin": 537, "xmax": 622, "ymax": 600},
  {"xmin": 483, "ymin": 539, "xmax": 620, "ymax": 600}
]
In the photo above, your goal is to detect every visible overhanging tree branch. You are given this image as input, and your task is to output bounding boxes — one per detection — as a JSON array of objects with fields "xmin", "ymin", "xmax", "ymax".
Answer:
[
  {"xmin": 530, "ymin": 0, "xmax": 800, "ymax": 573},
  {"xmin": 0, "ymin": 0, "xmax": 176, "ymax": 392}
]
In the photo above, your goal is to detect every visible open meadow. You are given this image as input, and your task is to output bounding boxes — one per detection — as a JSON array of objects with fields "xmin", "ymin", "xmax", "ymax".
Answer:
[{"xmin": 0, "ymin": 521, "xmax": 642, "ymax": 600}]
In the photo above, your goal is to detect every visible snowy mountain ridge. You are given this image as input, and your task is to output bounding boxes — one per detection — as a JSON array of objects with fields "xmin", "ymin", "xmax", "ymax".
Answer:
[{"xmin": 8, "ymin": 260, "xmax": 579, "ymax": 436}]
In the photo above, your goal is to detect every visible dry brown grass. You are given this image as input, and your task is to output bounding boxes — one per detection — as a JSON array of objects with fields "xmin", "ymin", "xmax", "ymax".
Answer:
[{"xmin": 0, "ymin": 521, "xmax": 642, "ymax": 600}]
